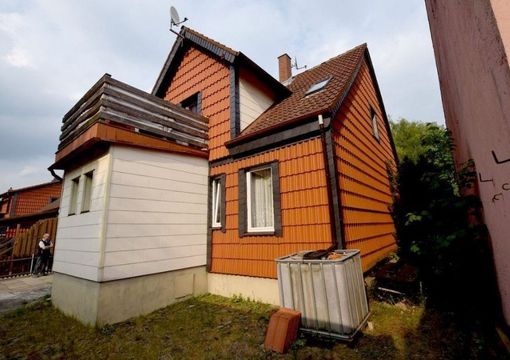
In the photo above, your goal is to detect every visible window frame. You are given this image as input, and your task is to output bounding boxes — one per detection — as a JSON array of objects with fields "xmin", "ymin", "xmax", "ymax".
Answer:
[
  {"xmin": 81, "ymin": 171, "xmax": 94, "ymax": 213},
  {"xmin": 238, "ymin": 161, "xmax": 282, "ymax": 237},
  {"xmin": 371, "ymin": 107, "xmax": 380, "ymax": 141},
  {"xmin": 180, "ymin": 92, "xmax": 202, "ymax": 114},
  {"xmin": 246, "ymin": 167, "xmax": 275, "ymax": 233},
  {"xmin": 68, "ymin": 177, "xmax": 80, "ymax": 216},
  {"xmin": 210, "ymin": 174, "xmax": 226, "ymax": 231}
]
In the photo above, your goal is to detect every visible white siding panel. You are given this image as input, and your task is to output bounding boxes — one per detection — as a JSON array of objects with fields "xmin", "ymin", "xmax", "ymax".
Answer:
[
  {"xmin": 104, "ymin": 234, "xmax": 205, "ymax": 252},
  {"xmin": 103, "ymin": 244, "xmax": 205, "ymax": 267},
  {"xmin": 107, "ymin": 223, "xmax": 206, "ymax": 238},
  {"xmin": 108, "ymin": 211, "xmax": 205, "ymax": 225},
  {"xmin": 239, "ymin": 75, "xmax": 274, "ymax": 131},
  {"xmin": 52, "ymin": 261, "xmax": 99, "ymax": 281},
  {"xmin": 102, "ymin": 255, "xmax": 205, "ymax": 281},
  {"xmin": 54, "ymin": 152, "xmax": 111, "ymax": 281},
  {"xmin": 102, "ymin": 145, "xmax": 208, "ymax": 281},
  {"xmin": 109, "ymin": 184, "xmax": 205, "ymax": 204},
  {"xmin": 54, "ymin": 249, "xmax": 101, "ymax": 267},
  {"xmin": 113, "ymin": 159, "xmax": 206, "ymax": 185},
  {"xmin": 111, "ymin": 172, "xmax": 207, "ymax": 194},
  {"xmin": 109, "ymin": 198, "xmax": 207, "ymax": 214}
]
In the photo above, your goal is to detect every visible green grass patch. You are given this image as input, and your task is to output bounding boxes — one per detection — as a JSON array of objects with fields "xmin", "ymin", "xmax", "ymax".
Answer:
[{"xmin": 1, "ymin": 294, "xmax": 507, "ymax": 359}]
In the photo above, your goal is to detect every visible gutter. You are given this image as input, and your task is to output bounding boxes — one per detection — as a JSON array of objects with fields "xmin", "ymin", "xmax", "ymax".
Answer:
[{"xmin": 318, "ymin": 114, "xmax": 344, "ymax": 250}]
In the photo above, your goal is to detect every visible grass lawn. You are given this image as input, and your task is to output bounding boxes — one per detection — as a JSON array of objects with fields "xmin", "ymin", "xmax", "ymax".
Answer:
[{"xmin": 1, "ymin": 294, "xmax": 508, "ymax": 359}]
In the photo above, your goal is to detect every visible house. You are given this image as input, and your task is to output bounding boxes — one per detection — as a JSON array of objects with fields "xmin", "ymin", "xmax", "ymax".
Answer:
[
  {"xmin": 49, "ymin": 26, "xmax": 398, "ymax": 325},
  {"xmin": 0, "ymin": 179, "xmax": 62, "ymax": 238},
  {"xmin": 425, "ymin": 0, "xmax": 510, "ymax": 326}
]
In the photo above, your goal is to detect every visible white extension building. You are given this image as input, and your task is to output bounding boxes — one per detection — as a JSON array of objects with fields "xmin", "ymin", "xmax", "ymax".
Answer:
[{"xmin": 49, "ymin": 75, "xmax": 210, "ymax": 325}]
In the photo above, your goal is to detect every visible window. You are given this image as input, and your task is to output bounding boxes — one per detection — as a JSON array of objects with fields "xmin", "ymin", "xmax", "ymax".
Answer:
[
  {"xmin": 371, "ymin": 108, "xmax": 380, "ymax": 141},
  {"xmin": 305, "ymin": 77, "xmax": 331, "ymax": 96},
  {"xmin": 81, "ymin": 171, "xmax": 93, "ymax": 213},
  {"xmin": 180, "ymin": 92, "xmax": 201, "ymax": 114},
  {"xmin": 68, "ymin": 177, "xmax": 80, "ymax": 216},
  {"xmin": 211, "ymin": 177, "xmax": 222, "ymax": 228},
  {"xmin": 239, "ymin": 162, "xmax": 281, "ymax": 236}
]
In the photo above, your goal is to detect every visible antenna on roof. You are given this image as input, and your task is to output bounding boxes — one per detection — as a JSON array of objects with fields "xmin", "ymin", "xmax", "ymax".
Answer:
[
  {"xmin": 169, "ymin": 6, "xmax": 188, "ymax": 38},
  {"xmin": 292, "ymin": 57, "xmax": 307, "ymax": 71}
]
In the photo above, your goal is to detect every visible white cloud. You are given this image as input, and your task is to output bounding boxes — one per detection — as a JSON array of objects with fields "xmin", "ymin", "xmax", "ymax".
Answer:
[{"xmin": 4, "ymin": 47, "xmax": 33, "ymax": 67}]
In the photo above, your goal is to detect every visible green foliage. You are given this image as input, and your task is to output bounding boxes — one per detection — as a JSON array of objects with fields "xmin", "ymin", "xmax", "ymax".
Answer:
[
  {"xmin": 390, "ymin": 119, "xmax": 431, "ymax": 164},
  {"xmin": 390, "ymin": 119, "xmax": 495, "ymax": 314}
]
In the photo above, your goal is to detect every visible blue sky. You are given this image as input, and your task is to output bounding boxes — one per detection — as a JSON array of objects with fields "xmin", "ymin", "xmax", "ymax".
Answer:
[{"xmin": 0, "ymin": 0, "xmax": 444, "ymax": 190}]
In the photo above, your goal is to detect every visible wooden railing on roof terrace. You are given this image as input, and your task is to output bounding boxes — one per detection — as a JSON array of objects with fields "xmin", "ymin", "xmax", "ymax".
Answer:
[{"xmin": 59, "ymin": 74, "xmax": 209, "ymax": 150}]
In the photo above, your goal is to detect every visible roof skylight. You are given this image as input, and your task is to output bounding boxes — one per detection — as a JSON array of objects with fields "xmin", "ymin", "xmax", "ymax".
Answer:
[{"xmin": 305, "ymin": 77, "xmax": 331, "ymax": 96}]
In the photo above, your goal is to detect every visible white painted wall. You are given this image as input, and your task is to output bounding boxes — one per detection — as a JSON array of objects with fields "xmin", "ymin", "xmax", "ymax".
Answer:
[
  {"xmin": 239, "ymin": 75, "xmax": 274, "ymax": 131},
  {"xmin": 101, "ymin": 145, "xmax": 208, "ymax": 281},
  {"xmin": 53, "ymin": 152, "xmax": 112, "ymax": 281}
]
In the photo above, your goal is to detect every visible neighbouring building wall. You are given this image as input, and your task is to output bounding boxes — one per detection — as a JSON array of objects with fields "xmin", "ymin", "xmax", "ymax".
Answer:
[
  {"xmin": 164, "ymin": 46, "xmax": 231, "ymax": 161},
  {"xmin": 238, "ymin": 68, "xmax": 275, "ymax": 131},
  {"xmin": 53, "ymin": 152, "xmax": 111, "ymax": 281},
  {"xmin": 333, "ymin": 61, "xmax": 397, "ymax": 271},
  {"xmin": 102, "ymin": 145, "xmax": 209, "ymax": 281},
  {"xmin": 209, "ymin": 137, "xmax": 334, "ymax": 279},
  {"xmin": 425, "ymin": 0, "xmax": 510, "ymax": 324}
]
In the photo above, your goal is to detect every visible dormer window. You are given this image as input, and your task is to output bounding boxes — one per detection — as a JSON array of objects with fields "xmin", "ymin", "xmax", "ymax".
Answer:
[
  {"xmin": 180, "ymin": 92, "xmax": 201, "ymax": 114},
  {"xmin": 305, "ymin": 77, "xmax": 332, "ymax": 96}
]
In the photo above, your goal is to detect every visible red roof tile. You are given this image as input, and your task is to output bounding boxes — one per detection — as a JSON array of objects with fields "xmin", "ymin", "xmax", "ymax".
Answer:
[{"xmin": 240, "ymin": 44, "xmax": 367, "ymax": 136}]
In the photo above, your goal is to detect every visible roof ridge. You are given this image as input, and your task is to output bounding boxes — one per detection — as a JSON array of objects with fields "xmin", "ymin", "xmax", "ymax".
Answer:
[
  {"xmin": 181, "ymin": 26, "xmax": 239, "ymax": 57},
  {"xmin": 291, "ymin": 43, "xmax": 367, "ymax": 81}
]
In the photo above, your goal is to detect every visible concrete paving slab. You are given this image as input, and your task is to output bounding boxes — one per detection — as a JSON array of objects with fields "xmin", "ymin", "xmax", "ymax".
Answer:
[{"xmin": 0, "ymin": 275, "xmax": 52, "ymax": 313}]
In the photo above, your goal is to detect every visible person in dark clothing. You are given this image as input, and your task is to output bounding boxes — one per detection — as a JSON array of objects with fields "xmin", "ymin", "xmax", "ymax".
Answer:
[{"xmin": 33, "ymin": 233, "xmax": 53, "ymax": 277}]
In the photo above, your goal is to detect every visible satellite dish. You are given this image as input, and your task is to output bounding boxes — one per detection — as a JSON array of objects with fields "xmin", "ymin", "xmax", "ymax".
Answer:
[{"xmin": 170, "ymin": 6, "xmax": 180, "ymax": 26}]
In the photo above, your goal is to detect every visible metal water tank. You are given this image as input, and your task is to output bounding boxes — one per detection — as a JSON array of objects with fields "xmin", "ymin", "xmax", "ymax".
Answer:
[{"xmin": 276, "ymin": 249, "xmax": 369, "ymax": 341}]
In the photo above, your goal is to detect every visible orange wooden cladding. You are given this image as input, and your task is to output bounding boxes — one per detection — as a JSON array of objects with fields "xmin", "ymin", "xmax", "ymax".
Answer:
[
  {"xmin": 164, "ymin": 47, "xmax": 231, "ymax": 161},
  {"xmin": 210, "ymin": 137, "xmax": 333, "ymax": 278},
  {"xmin": 333, "ymin": 60, "xmax": 397, "ymax": 271}
]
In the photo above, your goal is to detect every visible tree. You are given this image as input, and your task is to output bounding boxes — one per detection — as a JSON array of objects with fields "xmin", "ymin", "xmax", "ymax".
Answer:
[{"xmin": 390, "ymin": 119, "xmax": 495, "ymax": 314}]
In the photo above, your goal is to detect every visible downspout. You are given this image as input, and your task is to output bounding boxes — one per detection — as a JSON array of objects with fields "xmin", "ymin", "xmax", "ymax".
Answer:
[{"xmin": 318, "ymin": 114, "xmax": 340, "ymax": 250}]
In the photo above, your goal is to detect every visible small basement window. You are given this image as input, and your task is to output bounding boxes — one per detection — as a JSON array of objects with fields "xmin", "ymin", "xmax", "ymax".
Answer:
[
  {"xmin": 81, "ymin": 171, "xmax": 94, "ymax": 213},
  {"xmin": 371, "ymin": 108, "xmax": 380, "ymax": 141},
  {"xmin": 180, "ymin": 92, "xmax": 201, "ymax": 114},
  {"xmin": 305, "ymin": 77, "xmax": 331, "ymax": 96},
  {"xmin": 68, "ymin": 177, "xmax": 80, "ymax": 216}
]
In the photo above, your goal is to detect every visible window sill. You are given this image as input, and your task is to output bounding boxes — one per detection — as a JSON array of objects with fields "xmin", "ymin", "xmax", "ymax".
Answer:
[
  {"xmin": 81, "ymin": 210, "xmax": 90, "ymax": 214},
  {"xmin": 68, "ymin": 213, "xmax": 76, "ymax": 216},
  {"xmin": 243, "ymin": 231, "xmax": 276, "ymax": 236}
]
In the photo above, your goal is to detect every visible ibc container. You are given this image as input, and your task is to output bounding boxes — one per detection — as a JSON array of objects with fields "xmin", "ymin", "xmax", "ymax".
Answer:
[{"xmin": 276, "ymin": 249, "xmax": 369, "ymax": 341}]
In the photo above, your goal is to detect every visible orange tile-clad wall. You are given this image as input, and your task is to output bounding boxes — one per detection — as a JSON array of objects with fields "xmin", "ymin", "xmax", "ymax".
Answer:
[
  {"xmin": 210, "ymin": 137, "xmax": 334, "ymax": 279},
  {"xmin": 164, "ymin": 46, "xmax": 231, "ymax": 161},
  {"xmin": 11, "ymin": 182, "xmax": 62, "ymax": 217},
  {"xmin": 333, "ymin": 60, "xmax": 397, "ymax": 271}
]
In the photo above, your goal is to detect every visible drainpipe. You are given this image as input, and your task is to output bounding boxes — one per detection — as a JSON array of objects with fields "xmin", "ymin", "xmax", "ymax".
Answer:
[{"xmin": 318, "ymin": 114, "xmax": 339, "ymax": 250}]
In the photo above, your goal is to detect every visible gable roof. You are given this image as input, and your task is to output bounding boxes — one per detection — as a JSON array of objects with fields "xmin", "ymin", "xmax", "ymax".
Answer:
[
  {"xmin": 152, "ymin": 27, "xmax": 290, "ymax": 98},
  {"xmin": 239, "ymin": 44, "xmax": 367, "ymax": 138}
]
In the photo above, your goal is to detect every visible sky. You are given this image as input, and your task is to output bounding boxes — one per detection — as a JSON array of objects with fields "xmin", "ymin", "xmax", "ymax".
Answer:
[{"xmin": 0, "ymin": 0, "xmax": 445, "ymax": 191}]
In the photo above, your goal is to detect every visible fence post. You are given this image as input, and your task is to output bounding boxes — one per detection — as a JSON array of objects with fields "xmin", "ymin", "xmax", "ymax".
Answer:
[
  {"xmin": 8, "ymin": 255, "xmax": 13, "ymax": 275},
  {"xmin": 30, "ymin": 253, "xmax": 35, "ymax": 274}
]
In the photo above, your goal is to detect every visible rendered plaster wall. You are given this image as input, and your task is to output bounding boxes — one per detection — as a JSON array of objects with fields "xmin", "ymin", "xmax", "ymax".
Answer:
[
  {"xmin": 208, "ymin": 272, "xmax": 280, "ymax": 305},
  {"xmin": 425, "ymin": 0, "xmax": 510, "ymax": 324},
  {"xmin": 52, "ymin": 266, "xmax": 208, "ymax": 325}
]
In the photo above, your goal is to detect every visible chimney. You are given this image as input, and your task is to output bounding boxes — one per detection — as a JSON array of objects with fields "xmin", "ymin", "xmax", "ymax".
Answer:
[{"xmin": 278, "ymin": 53, "xmax": 292, "ymax": 82}]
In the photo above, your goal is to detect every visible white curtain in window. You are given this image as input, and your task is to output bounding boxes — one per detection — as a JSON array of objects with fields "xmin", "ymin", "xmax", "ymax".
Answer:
[{"xmin": 250, "ymin": 169, "xmax": 274, "ymax": 228}]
